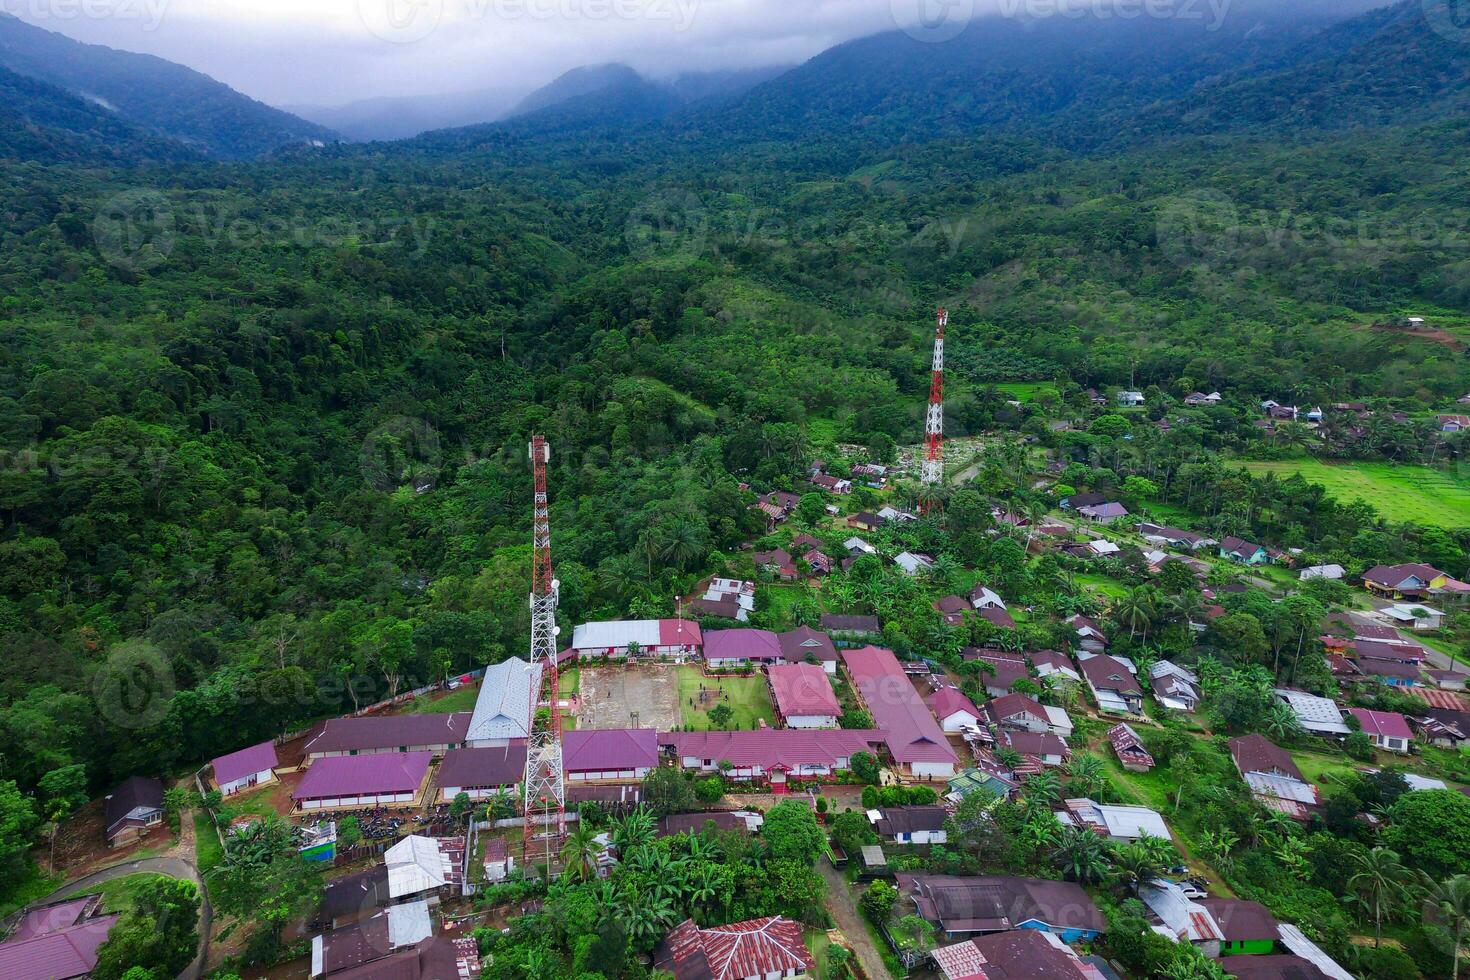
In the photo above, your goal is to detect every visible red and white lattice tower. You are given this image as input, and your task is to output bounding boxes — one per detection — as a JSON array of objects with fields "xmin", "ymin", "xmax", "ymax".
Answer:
[
  {"xmin": 523, "ymin": 435, "xmax": 566, "ymax": 869},
  {"xmin": 920, "ymin": 307, "xmax": 947, "ymax": 490}
]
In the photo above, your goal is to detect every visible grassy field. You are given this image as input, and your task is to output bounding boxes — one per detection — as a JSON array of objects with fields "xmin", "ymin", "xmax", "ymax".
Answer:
[
  {"xmin": 194, "ymin": 811, "xmax": 223, "ymax": 872},
  {"xmin": 62, "ymin": 872, "xmax": 180, "ymax": 914},
  {"xmin": 1241, "ymin": 458, "xmax": 1470, "ymax": 527},
  {"xmin": 993, "ymin": 381, "xmax": 1058, "ymax": 402},
  {"xmin": 677, "ymin": 667, "xmax": 777, "ymax": 730},
  {"xmin": 404, "ymin": 684, "xmax": 479, "ymax": 714},
  {"xmin": 1073, "ymin": 572, "xmax": 1128, "ymax": 599},
  {"xmin": 1290, "ymin": 749, "xmax": 1360, "ymax": 796}
]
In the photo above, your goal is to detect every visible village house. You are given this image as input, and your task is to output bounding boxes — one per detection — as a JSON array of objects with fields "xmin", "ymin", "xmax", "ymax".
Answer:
[
  {"xmin": 1062, "ymin": 491, "xmax": 1110, "ymax": 510},
  {"xmin": 819, "ymin": 613, "xmax": 881, "ymax": 641},
  {"xmin": 1219, "ymin": 536, "xmax": 1270, "ymax": 565},
  {"xmin": 767, "ymin": 662, "xmax": 841, "ymax": 728},
  {"xmin": 293, "ymin": 752, "xmax": 434, "ymax": 812},
  {"xmin": 1067, "ymin": 614, "xmax": 1108, "ymax": 653},
  {"xmin": 1078, "ymin": 653, "xmax": 1144, "ymax": 715},
  {"xmin": 1437, "ymin": 413, "xmax": 1470, "ymax": 432},
  {"xmin": 1273, "ymin": 689, "xmax": 1350, "ymax": 737},
  {"xmin": 1057, "ymin": 798, "xmax": 1171, "ymax": 843},
  {"xmin": 993, "ymin": 728, "xmax": 1070, "ymax": 768},
  {"xmin": 968, "ymin": 583, "xmax": 1006, "ymax": 610},
  {"xmin": 947, "ymin": 767, "xmax": 1019, "ymax": 804},
  {"xmin": 1148, "ymin": 660, "xmax": 1200, "ymax": 712},
  {"xmin": 1346, "ymin": 708, "xmax": 1412, "ymax": 753},
  {"xmin": 568, "ymin": 618, "xmax": 703, "ymax": 662},
  {"xmin": 982, "ymin": 692, "xmax": 1050, "ymax": 733},
  {"xmin": 383, "ymin": 834, "xmax": 464, "ymax": 905},
  {"xmin": 1299, "ymin": 563, "xmax": 1345, "ymax": 581},
  {"xmin": 0, "ymin": 898, "xmax": 119, "ymax": 980},
  {"xmin": 977, "ymin": 606, "xmax": 1018, "ymax": 631},
  {"xmin": 810, "ymin": 473, "xmax": 852, "ymax": 493},
  {"xmin": 563, "ymin": 729, "xmax": 660, "ymax": 781},
  {"xmin": 309, "ymin": 899, "xmax": 434, "ymax": 976},
  {"xmin": 1382, "ymin": 603, "xmax": 1444, "ymax": 631},
  {"xmin": 894, "ymin": 551, "xmax": 935, "ymax": 576},
  {"xmin": 1117, "ymin": 390, "xmax": 1145, "ymax": 407},
  {"xmin": 1077, "ymin": 501, "xmax": 1129, "ymax": 524},
  {"xmin": 844, "ymin": 646, "xmax": 958, "ymax": 779},
  {"xmin": 692, "ymin": 578, "xmax": 756, "ymax": 621},
  {"xmin": 211, "ymin": 740, "xmax": 279, "ymax": 797},
  {"xmin": 871, "ymin": 805, "xmax": 949, "ymax": 844},
  {"xmin": 846, "ymin": 511, "xmax": 884, "ymax": 532},
  {"xmin": 933, "ymin": 594, "xmax": 971, "ymax": 625},
  {"xmin": 965, "ymin": 650, "xmax": 1031, "ymax": 698},
  {"xmin": 464, "ymin": 657, "xmax": 538, "ymax": 748},
  {"xmin": 1229, "ymin": 734, "xmax": 1320, "ymax": 820},
  {"xmin": 103, "ymin": 776, "xmax": 164, "ymax": 847},
  {"xmin": 1183, "ymin": 391, "xmax": 1222, "ymax": 406},
  {"xmin": 703, "ymin": 628, "xmax": 786, "ymax": 669},
  {"xmin": 751, "ymin": 547, "xmax": 798, "ymax": 580},
  {"xmin": 1137, "ymin": 522, "xmax": 1213, "ymax": 550},
  {"xmin": 482, "ymin": 838, "xmax": 515, "ymax": 883},
  {"xmin": 659, "ymin": 729, "xmax": 882, "ymax": 791},
  {"xmin": 801, "ymin": 547, "xmax": 833, "ymax": 575},
  {"xmin": 1030, "ymin": 649, "xmax": 1081, "ymax": 685},
  {"xmin": 1361, "ymin": 563, "xmax": 1448, "ymax": 599},
  {"xmin": 656, "ymin": 916, "xmax": 814, "ymax": 980},
  {"xmin": 928, "ymin": 687, "xmax": 983, "ymax": 732},
  {"xmin": 1107, "ymin": 723, "xmax": 1154, "ymax": 772},
  {"xmin": 898, "ymin": 874, "xmax": 1105, "ymax": 942},
  {"xmin": 932, "ymin": 928, "xmax": 1109, "ymax": 980},
  {"xmin": 1412, "ymin": 714, "xmax": 1468, "ymax": 749},
  {"xmin": 776, "ymin": 624, "xmax": 841, "ymax": 673},
  {"xmin": 1198, "ymin": 899, "xmax": 1281, "ymax": 957},
  {"xmin": 843, "ymin": 535, "xmax": 877, "ymax": 557},
  {"xmin": 436, "ymin": 744, "xmax": 526, "ymax": 802},
  {"xmin": 878, "ymin": 505, "xmax": 917, "ymax": 522}
]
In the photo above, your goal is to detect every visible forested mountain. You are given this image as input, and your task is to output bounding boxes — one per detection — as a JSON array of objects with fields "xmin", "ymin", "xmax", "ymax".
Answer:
[
  {"xmin": 284, "ymin": 85, "xmax": 528, "ymax": 143},
  {"xmin": 0, "ymin": 13, "xmax": 337, "ymax": 158},
  {"xmin": 0, "ymin": 64, "xmax": 199, "ymax": 165}
]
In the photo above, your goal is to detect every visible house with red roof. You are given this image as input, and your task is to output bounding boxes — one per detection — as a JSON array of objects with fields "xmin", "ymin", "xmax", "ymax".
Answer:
[
  {"xmin": 1228, "ymin": 734, "xmax": 1320, "ymax": 820},
  {"xmin": 0, "ymin": 904, "xmax": 119, "ymax": 980},
  {"xmin": 843, "ymin": 646, "xmax": 959, "ymax": 779},
  {"xmin": 766, "ymin": 663, "xmax": 840, "ymax": 728},
  {"xmin": 568, "ymin": 618, "xmax": 703, "ymax": 662},
  {"xmin": 1107, "ymin": 723, "xmax": 1154, "ymax": 772},
  {"xmin": 211, "ymin": 740, "xmax": 279, "ymax": 797},
  {"xmin": 934, "ymin": 594, "xmax": 971, "ymax": 625},
  {"xmin": 1346, "ymin": 708, "xmax": 1413, "ymax": 753},
  {"xmin": 929, "ymin": 688, "xmax": 982, "ymax": 732},
  {"xmin": 776, "ymin": 625, "xmax": 840, "ymax": 674},
  {"xmin": 932, "ymin": 929, "xmax": 1106, "ymax": 980},
  {"xmin": 436, "ymin": 743, "xmax": 526, "ymax": 802},
  {"xmin": 292, "ymin": 752, "xmax": 433, "ymax": 811},
  {"xmin": 1078, "ymin": 653, "xmax": 1144, "ymax": 716},
  {"xmin": 983, "ymin": 693, "xmax": 1050, "ymax": 734},
  {"xmin": 1067, "ymin": 614, "xmax": 1108, "ymax": 652},
  {"xmin": 563, "ymin": 729, "xmax": 660, "ymax": 782},
  {"xmin": 660, "ymin": 729, "xmax": 883, "ymax": 791},
  {"xmin": 656, "ymin": 916, "xmax": 814, "ymax": 980},
  {"xmin": 964, "ymin": 650, "xmax": 1031, "ymax": 698},
  {"xmin": 703, "ymin": 629, "xmax": 785, "ymax": 669},
  {"xmin": 752, "ymin": 547, "xmax": 799, "ymax": 581}
]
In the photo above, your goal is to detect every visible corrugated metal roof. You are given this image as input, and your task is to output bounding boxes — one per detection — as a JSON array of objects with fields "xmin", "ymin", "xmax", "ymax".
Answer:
[
  {"xmin": 212, "ymin": 739, "xmax": 279, "ymax": 785},
  {"xmin": 466, "ymin": 657, "xmax": 540, "ymax": 742},
  {"xmin": 293, "ymin": 752, "xmax": 431, "ymax": 801},
  {"xmin": 843, "ymin": 646, "xmax": 958, "ymax": 765}
]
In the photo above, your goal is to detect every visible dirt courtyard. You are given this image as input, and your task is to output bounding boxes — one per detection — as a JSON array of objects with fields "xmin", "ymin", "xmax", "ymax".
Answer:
[{"xmin": 577, "ymin": 665, "xmax": 683, "ymax": 731}]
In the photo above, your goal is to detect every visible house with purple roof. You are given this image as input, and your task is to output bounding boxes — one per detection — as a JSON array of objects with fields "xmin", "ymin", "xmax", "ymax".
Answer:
[
  {"xmin": 703, "ymin": 629, "xmax": 785, "ymax": 669},
  {"xmin": 211, "ymin": 739, "xmax": 280, "ymax": 797},
  {"xmin": 0, "ymin": 903, "xmax": 118, "ymax": 980},
  {"xmin": 292, "ymin": 752, "xmax": 432, "ymax": 811},
  {"xmin": 563, "ymin": 729, "xmax": 660, "ymax": 782}
]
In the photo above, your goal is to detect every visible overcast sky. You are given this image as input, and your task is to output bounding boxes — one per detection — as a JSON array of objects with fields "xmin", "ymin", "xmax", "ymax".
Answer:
[{"xmin": 5, "ymin": 0, "xmax": 953, "ymax": 106}]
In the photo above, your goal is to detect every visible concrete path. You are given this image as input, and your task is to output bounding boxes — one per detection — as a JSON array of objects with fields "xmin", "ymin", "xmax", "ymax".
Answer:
[
  {"xmin": 819, "ymin": 861, "xmax": 892, "ymax": 980},
  {"xmin": 7, "ymin": 854, "xmax": 212, "ymax": 980}
]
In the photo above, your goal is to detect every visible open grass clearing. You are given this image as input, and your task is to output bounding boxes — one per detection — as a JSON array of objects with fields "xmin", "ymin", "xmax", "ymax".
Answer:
[
  {"xmin": 992, "ymin": 381, "xmax": 1058, "ymax": 402},
  {"xmin": 403, "ymin": 684, "xmax": 479, "ymax": 715},
  {"xmin": 676, "ymin": 667, "xmax": 777, "ymax": 730},
  {"xmin": 60, "ymin": 872, "xmax": 181, "ymax": 914},
  {"xmin": 1289, "ymin": 749, "xmax": 1360, "ymax": 797},
  {"xmin": 193, "ymin": 811, "xmax": 224, "ymax": 873},
  {"xmin": 1240, "ymin": 458, "xmax": 1470, "ymax": 528}
]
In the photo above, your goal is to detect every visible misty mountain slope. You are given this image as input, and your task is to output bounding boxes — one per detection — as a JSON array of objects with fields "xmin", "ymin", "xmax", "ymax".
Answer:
[
  {"xmin": 1128, "ymin": 0, "xmax": 1470, "ymax": 139},
  {"xmin": 667, "ymin": 0, "xmax": 1389, "ymax": 151},
  {"xmin": 0, "ymin": 64, "xmax": 197, "ymax": 165},
  {"xmin": 0, "ymin": 13, "xmax": 337, "ymax": 158},
  {"xmin": 284, "ymin": 86, "xmax": 527, "ymax": 143}
]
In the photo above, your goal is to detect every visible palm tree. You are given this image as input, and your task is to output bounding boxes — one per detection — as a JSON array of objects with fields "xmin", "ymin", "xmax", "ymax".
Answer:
[
  {"xmin": 1111, "ymin": 841, "xmax": 1164, "ymax": 894},
  {"xmin": 611, "ymin": 805, "xmax": 655, "ymax": 853},
  {"xmin": 1348, "ymin": 847, "xmax": 1416, "ymax": 947},
  {"xmin": 1429, "ymin": 875, "xmax": 1470, "ymax": 980},
  {"xmin": 1065, "ymin": 754, "xmax": 1106, "ymax": 798},
  {"xmin": 618, "ymin": 884, "xmax": 678, "ymax": 947},
  {"xmin": 1053, "ymin": 826, "xmax": 1112, "ymax": 885},
  {"xmin": 560, "ymin": 824, "xmax": 604, "ymax": 883},
  {"xmin": 1024, "ymin": 769, "xmax": 1063, "ymax": 808},
  {"xmin": 1263, "ymin": 702, "xmax": 1303, "ymax": 742},
  {"xmin": 1113, "ymin": 586, "xmax": 1156, "ymax": 641}
]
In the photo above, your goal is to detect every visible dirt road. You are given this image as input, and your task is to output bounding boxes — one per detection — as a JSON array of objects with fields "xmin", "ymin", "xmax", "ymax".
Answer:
[{"xmin": 819, "ymin": 861, "xmax": 892, "ymax": 980}]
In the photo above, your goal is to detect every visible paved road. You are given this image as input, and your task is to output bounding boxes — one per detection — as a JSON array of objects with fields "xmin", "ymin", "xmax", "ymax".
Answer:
[
  {"xmin": 819, "ymin": 861, "xmax": 892, "ymax": 980},
  {"xmin": 1345, "ymin": 605, "xmax": 1467, "ymax": 674},
  {"xmin": 7, "ymin": 855, "xmax": 212, "ymax": 980}
]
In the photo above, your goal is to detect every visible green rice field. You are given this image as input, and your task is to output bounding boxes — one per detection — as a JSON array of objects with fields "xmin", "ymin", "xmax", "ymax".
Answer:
[
  {"xmin": 993, "ymin": 381, "xmax": 1058, "ymax": 402},
  {"xmin": 1241, "ymin": 458, "xmax": 1470, "ymax": 528}
]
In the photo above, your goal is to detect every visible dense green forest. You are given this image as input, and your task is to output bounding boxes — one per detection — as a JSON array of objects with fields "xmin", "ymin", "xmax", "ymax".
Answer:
[{"xmin": 3, "ymin": 0, "xmax": 1470, "ymax": 931}]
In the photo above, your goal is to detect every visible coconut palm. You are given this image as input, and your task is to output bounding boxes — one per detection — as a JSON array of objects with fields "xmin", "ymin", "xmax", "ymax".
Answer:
[
  {"xmin": 1428, "ymin": 875, "xmax": 1470, "ymax": 980},
  {"xmin": 1112, "ymin": 586, "xmax": 1157, "ymax": 641},
  {"xmin": 1111, "ymin": 841, "xmax": 1164, "ymax": 894},
  {"xmin": 1065, "ymin": 753, "xmax": 1106, "ymax": 798},
  {"xmin": 560, "ymin": 824, "xmax": 605, "ymax": 883},
  {"xmin": 1348, "ymin": 846, "xmax": 1416, "ymax": 947}
]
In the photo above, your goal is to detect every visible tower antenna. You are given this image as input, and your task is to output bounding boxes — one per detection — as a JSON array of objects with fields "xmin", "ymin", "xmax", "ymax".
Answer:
[
  {"xmin": 523, "ymin": 435, "xmax": 565, "ymax": 872},
  {"xmin": 920, "ymin": 307, "xmax": 947, "ymax": 502}
]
